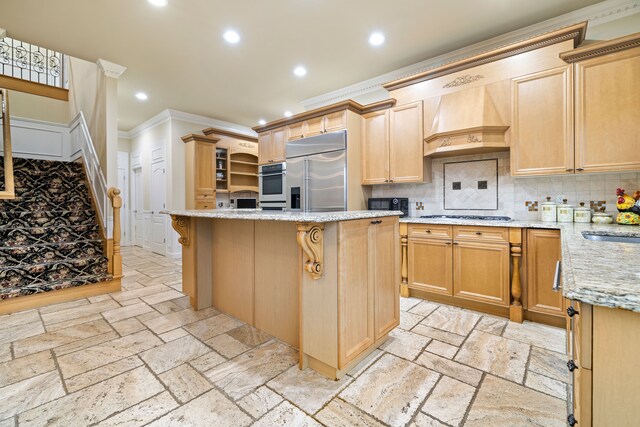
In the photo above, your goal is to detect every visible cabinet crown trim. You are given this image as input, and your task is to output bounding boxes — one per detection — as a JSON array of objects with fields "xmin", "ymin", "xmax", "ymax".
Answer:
[
  {"xmin": 252, "ymin": 99, "xmax": 397, "ymax": 133},
  {"xmin": 383, "ymin": 21, "xmax": 587, "ymax": 91},
  {"xmin": 560, "ymin": 31, "xmax": 640, "ymax": 63},
  {"xmin": 202, "ymin": 127, "xmax": 258, "ymax": 142},
  {"xmin": 181, "ymin": 133, "xmax": 220, "ymax": 144}
]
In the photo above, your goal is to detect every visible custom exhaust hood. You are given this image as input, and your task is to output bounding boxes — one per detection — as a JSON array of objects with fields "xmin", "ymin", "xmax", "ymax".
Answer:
[{"xmin": 423, "ymin": 80, "xmax": 510, "ymax": 158}]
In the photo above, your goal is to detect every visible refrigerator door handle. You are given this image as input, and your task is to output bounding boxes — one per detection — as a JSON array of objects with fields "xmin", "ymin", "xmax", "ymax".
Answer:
[{"xmin": 303, "ymin": 157, "xmax": 309, "ymax": 212}]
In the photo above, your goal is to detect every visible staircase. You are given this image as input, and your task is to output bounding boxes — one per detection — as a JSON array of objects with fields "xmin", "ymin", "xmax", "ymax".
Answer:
[{"xmin": 0, "ymin": 157, "xmax": 111, "ymax": 300}]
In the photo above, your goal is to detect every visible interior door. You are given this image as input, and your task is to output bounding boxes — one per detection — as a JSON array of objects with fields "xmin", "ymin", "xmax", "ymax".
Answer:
[
  {"xmin": 117, "ymin": 152, "xmax": 129, "ymax": 246},
  {"xmin": 151, "ymin": 160, "xmax": 166, "ymax": 255},
  {"xmin": 133, "ymin": 168, "xmax": 143, "ymax": 247}
]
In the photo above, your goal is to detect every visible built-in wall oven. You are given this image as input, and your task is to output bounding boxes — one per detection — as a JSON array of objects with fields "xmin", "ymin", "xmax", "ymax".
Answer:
[{"xmin": 259, "ymin": 163, "xmax": 286, "ymax": 210}]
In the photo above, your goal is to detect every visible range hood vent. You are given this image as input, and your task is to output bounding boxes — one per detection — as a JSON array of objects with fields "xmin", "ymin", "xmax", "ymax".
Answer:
[{"xmin": 424, "ymin": 80, "xmax": 510, "ymax": 158}]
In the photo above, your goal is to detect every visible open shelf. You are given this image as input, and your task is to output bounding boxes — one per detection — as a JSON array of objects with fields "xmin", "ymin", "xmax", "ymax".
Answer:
[
  {"xmin": 231, "ymin": 159, "xmax": 259, "ymax": 166},
  {"xmin": 230, "ymin": 171, "xmax": 258, "ymax": 177}
]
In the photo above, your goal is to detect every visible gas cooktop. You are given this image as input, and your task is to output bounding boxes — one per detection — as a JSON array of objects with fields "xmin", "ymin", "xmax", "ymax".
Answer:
[{"xmin": 419, "ymin": 215, "xmax": 512, "ymax": 221}]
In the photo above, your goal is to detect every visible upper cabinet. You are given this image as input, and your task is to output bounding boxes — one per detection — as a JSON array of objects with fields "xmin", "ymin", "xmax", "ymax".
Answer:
[
  {"xmin": 362, "ymin": 101, "xmax": 426, "ymax": 184},
  {"xmin": 511, "ymin": 66, "xmax": 574, "ymax": 176},
  {"xmin": 258, "ymin": 127, "xmax": 286, "ymax": 165},
  {"xmin": 286, "ymin": 111, "xmax": 347, "ymax": 141},
  {"xmin": 569, "ymin": 42, "xmax": 640, "ymax": 173},
  {"xmin": 182, "ymin": 134, "xmax": 220, "ymax": 210}
]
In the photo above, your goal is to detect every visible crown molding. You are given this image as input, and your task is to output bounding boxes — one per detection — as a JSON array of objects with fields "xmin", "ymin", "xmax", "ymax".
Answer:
[
  {"xmin": 560, "ymin": 31, "xmax": 640, "ymax": 62},
  {"xmin": 96, "ymin": 59, "xmax": 127, "ymax": 79},
  {"xmin": 301, "ymin": 0, "xmax": 640, "ymax": 109},
  {"xmin": 120, "ymin": 108, "xmax": 257, "ymax": 140}
]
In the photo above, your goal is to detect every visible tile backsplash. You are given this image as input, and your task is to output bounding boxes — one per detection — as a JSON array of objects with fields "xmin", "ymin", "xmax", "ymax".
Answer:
[{"xmin": 372, "ymin": 151, "xmax": 640, "ymax": 220}]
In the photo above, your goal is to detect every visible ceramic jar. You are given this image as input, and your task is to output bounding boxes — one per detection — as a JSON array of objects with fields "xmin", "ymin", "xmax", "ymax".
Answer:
[
  {"xmin": 558, "ymin": 199, "xmax": 574, "ymax": 223},
  {"xmin": 592, "ymin": 213, "xmax": 614, "ymax": 224},
  {"xmin": 541, "ymin": 197, "xmax": 557, "ymax": 222},
  {"xmin": 574, "ymin": 202, "xmax": 592, "ymax": 223}
]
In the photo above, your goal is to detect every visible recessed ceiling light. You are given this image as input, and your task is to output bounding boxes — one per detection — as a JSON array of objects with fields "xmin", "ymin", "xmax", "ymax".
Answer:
[
  {"xmin": 223, "ymin": 30, "xmax": 241, "ymax": 44},
  {"xmin": 284, "ymin": 111, "xmax": 292, "ymax": 118},
  {"xmin": 147, "ymin": 0, "xmax": 168, "ymax": 7},
  {"xmin": 258, "ymin": 119, "xmax": 266, "ymax": 125},
  {"xmin": 293, "ymin": 66, "xmax": 307, "ymax": 77},
  {"xmin": 369, "ymin": 32, "xmax": 385, "ymax": 46},
  {"xmin": 135, "ymin": 92, "xmax": 148, "ymax": 101}
]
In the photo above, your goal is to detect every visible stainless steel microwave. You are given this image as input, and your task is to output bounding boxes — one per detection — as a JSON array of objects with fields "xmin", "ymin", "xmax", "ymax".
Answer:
[
  {"xmin": 368, "ymin": 197, "xmax": 409, "ymax": 217},
  {"xmin": 258, "ymin": 163, "xmax": 286, "ymax": 210}
]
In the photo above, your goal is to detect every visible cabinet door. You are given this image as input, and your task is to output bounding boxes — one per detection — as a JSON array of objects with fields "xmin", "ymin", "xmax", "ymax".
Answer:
[
  {"xmin": 361, "ymin": 110, "xmax": 389, "ymax": 185},
  {"xmin": 408, "ymin": 237, "xmax": 453, "ymax": 295},
  {"xmin": 324, "ymin": 111, "xmax": 347, "ymax": 133},
  {"xmin": 194, "ymin": 141, "xmax": 215, "ymax": 195},
  {"xmin": 338, "ymin": 219, "xmax": 375, "ymax": 368},
  {"xmin": 453, "ymin": 241, "xmax": 510, "ymax": 306},
  {"xmin": 373, "ymin": 217, "xmax": 400, "ymax": 340},
  {"xmin": 511, "ymin": 66, "xmax": 574, "ymax": 176},
  {"xmin": 526, "ymin": 229, "xmax": 563, "ymax": 316},
  {"xmin": 258, "ymin": 131, "xmax": 272, "ymax": 165},
  {"xmin": 389, "ymin": 101, "xmax": 423, "ymax": 183},
  {"xmin": 286, "ymin": 122, "xmax": 305, "ymax": 141},
  {"xmin": 271, "ymin": 127, "xmax": 286, "ymax": 163},
  {"xmin": 575, "ymin": 47, "xmax": 640, "ymax": 173},
  {"xmin": 304, "ymin": 117, "xmax": 324, "ymax": 137}
]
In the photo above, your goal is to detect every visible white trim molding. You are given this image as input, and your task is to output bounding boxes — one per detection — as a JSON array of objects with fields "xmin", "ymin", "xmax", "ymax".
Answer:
[
  {"xmin": 120, "ymin": 108, "xmax": 257, "ymax": 139},
  {"xmin": 96, "ymin": 59, "xmax": 127, "ymax": 79},
  {"xmin": 301, "ymin": 0, "xmax": 640, "ymax": 110},
  {"xmin": 0, "ymin": 28, "xmax": 6, "ymax": 39}
]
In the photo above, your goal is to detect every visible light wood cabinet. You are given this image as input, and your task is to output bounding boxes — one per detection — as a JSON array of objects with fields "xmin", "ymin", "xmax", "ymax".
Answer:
[
  {"xmin": 361, "ymin": 110, "xmax": 389, "ymax": 184},
  {"xmin": 362, "ymin": 102, "xmax": 425, "ymax": 184},
  {"xmin": 407, "ymin": 224, "xmax": 510, "ymax": 308},
  {"xmin": 408, "ymin": 237, "xmax": 453, "ymax": 296},
  {"xmin": 258, "ymin": 127, "xmax": 286, "ymax": 165},
  {"xmin": 286, "ymin": 111, "xmax": 347, "ymax": 141},
  {"xmin": 526, "ymin": 229, "xmax": 563, "ymax": 317},
  {"xmin": 453, "ymin": 240, "xmax": 510, "ymax": 307},
  {"xmin": 390, "ymin": 101, "xmax": 424, "ymax": 183},
  {"xmin": 182, "ymin": 134, "xmax": 219, "ymax": 210},
  {"xmin": 338, "ymin": 217, "xmax": 399, "ymax": 368},
  {"xmin": 511, "ymin": 66, "xmax": 574, "ymax": 176},
  {"xmin": 574, "ymin": 46, "xmax": 640, "ymax": 173},
  {"xmin": 194, "ymin": 141, "xmax": 215, "ymax": 197}
]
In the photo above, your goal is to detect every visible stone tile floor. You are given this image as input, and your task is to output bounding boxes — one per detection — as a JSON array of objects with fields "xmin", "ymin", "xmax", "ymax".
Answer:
[{"xmin": 0, "ymin": 246, "xmax": 570, "ymax": 426}]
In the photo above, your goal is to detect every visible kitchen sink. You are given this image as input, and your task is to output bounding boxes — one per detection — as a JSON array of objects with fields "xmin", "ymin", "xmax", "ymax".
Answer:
[
  {"xmin": 582, "ymin": 232, "xmax": 640, "ymax": 244},
  {"xmin": 420, "ymin": 215, "xmax": 512, "ymax": 221}
]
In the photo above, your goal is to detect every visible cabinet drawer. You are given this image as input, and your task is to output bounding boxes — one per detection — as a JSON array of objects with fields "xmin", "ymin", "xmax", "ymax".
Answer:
[
  {"xmin": 454, "ymin": 226, "xmax": 508, "ymax": 244},
  {"xmin": 195, "ymin": 191, "xmax": 215, "ymax": 199},
  {"xmin": 408, "ymin": 224, "xmax": 452, "ymax": 240},
  {"xmin": 195, "ymin": 200, "xmax": 215, "ymax": 209}
]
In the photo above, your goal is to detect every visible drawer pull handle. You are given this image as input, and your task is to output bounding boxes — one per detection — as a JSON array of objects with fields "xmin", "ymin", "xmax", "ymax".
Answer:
[
  {"xmin": 567, "ymin": 360, "xmax": 578, "ymax": 372},
  {"xmin": 445, "ymin": 242, "xmax": 452, "ymax": 245},
  {"xmin": 552, "ymin": 260, "xmax": 561, "ymax": 292},
  {"xmin": 475, "ymin": 231, "xmax": 482, "ymax": 235},
  {"xmin": 567, "ymin": 307, "xmax": 579, "ymax": 317},
  {"xmin": 370, "ymin": 220, "xmax": 382, "ymax": 225},
  {"xmin": 425, "ymin": 230, "xmax": 431, "ymax": 233},
  {"xmin": 567, "ymin": 414, "xmax": 577, "ymax": 426},
  {"xmin": 576, "ymin": 168, "xmax": 584, "ymax": 172}
]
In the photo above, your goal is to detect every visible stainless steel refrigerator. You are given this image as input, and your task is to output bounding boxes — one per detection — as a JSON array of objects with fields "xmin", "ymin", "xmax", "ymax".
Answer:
[{"xmin": 285, "ymin": 130, "xmax": 347, "ymax": 212}]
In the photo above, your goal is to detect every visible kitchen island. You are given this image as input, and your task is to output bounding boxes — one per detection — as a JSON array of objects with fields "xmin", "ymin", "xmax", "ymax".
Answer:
[{"xmin": 164, "ymin": 209, "xmax": 401, "ymax": 379}]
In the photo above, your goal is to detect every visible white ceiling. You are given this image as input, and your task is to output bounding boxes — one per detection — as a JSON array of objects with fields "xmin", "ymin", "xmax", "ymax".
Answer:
[{"xmin": 0, "ymin": 0, "xmax": 605, "ymax": 131}]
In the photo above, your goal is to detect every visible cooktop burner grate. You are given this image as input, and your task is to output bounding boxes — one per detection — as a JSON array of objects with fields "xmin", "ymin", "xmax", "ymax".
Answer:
[{"xmin": 419, "ymin": 215, "xmax": 512, "ymax": 221}]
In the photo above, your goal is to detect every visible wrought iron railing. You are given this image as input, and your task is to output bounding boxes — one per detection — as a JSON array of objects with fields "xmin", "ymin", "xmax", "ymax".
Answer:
[{"xmin": 0, "ymin": 37, "xmax": 66, "ymax": 88}]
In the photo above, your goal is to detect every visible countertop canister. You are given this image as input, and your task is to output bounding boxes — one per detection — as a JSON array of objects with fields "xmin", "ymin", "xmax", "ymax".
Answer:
[
  {"xmin": 592, "ymin": 212, "xmax": 614, "ymax": 224},
  {"xmin": 558, "ymin": 199, "xmax": 574, "ymax": 223},
  {"xmin": 574, "ymin": 202, "xmax": 592, "ymax": 223},
  {"xmin": 541, "ymin": 197, "xmax": 557, "ymax": 222}
]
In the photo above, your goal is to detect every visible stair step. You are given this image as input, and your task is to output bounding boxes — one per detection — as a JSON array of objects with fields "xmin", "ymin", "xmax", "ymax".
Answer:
[
  {"xmin": 0, "ymin": 240, "xmax": 104, "ymax": 268},
  {"xmin": 2, "ymin": 157, "xmax": 84, "ymax": 176},
  {"xmin": 0, "ymin": 255, "xmax": 109, "ymax": 288},
  {"xmin": 1, "ymin": 273, "xmax": 112, "ymax": 300},
  {"xmin": 0, "ymin": 224, "xmax": 101, "ymax": 248},
  {"xmin": 0, "ymin": 209, "xmax": 96, "ymax": 230},
  {"xmin": 0, "ymin": 193, "xmax": 93, "ymax": 213}
]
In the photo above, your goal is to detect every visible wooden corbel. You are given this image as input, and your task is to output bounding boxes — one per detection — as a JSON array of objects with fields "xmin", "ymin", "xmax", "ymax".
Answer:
[
  {"xmin": 297, "ymin": 223, "xmax": 324, "ymax": 280},
  {"xmin": 170, "ymin": 215, "xmax": 191, "ymax": 247}
]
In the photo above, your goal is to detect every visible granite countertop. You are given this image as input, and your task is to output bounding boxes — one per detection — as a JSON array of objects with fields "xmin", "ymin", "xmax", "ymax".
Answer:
[
  {"xmin": 401, "ymin": 216, "xmax": 640, "ymax": 313},
  {"xmin": 161, "ymin": 209, "xmax": 403, "ymax": 223}
]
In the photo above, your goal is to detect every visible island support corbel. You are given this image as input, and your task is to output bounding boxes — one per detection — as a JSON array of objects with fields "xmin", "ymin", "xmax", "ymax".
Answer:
[
  {"xmin": 170, "ymin": 215, "xmax": 201, "ymax": 309},
  {"xmin": 509, "ymin": 228, "xmax": 524, "ymax": 323},
  {"xmin": 296, "ymin": 223, "xmax": 324, "ymax": 279}
]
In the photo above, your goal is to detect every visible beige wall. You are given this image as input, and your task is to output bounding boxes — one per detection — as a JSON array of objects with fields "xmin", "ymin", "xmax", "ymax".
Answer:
[
  {"xmin": 587, "ymin": 13, "xmax": 640, "ymax": 41},
  {"xmin": 10, "ymin": 91, "xmax": 69, "ymax": 124},
  {"xmin": 117, "ymin": 137, "xmax": 131, "ymax": 152}
]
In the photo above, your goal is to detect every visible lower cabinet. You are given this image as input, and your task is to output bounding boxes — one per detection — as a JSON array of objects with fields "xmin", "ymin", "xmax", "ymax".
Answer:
[
  {"xmin": 453, "ymin": 240, "xmax": 510, "ymax": 307},
  {"xmin": 338, "ymin": 217, "xmax": 399, "ymax": 368},
  {"xmin": 407, "ymin": 224, "xmax": 510, "ymax": 309},
  {"xmin": 526, "ymin": 229, "xmax": 564, "ymax": 317}
]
